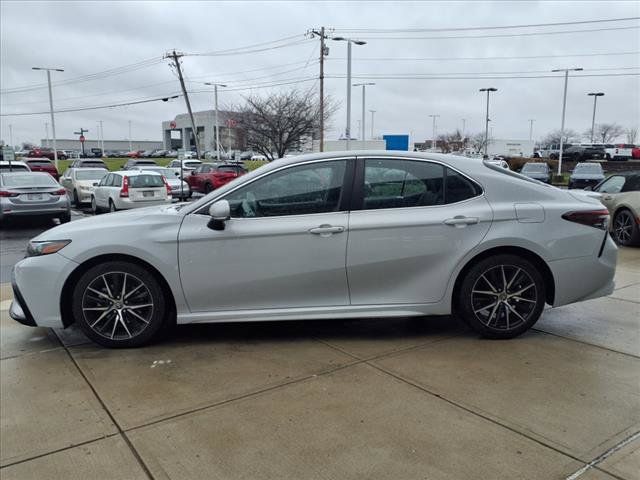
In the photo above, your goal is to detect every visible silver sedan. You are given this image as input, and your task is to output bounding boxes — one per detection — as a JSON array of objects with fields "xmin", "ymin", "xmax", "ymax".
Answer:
[
  {"xmin": 0, "ymin": 171, "xmax": 70, "ymax": 224},
  {"xmin": 10, "ymin": 151, "xmax": 616, "ymax": 348}
]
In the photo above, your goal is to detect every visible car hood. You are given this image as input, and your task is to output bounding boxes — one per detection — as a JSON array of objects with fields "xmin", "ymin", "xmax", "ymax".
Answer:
[
  {"xmin": 76, "ymin": 180, "xmax": 97, "ymax": 188},
  {"xmin": 570, "ymin": 173, "xmax": 604, "ymax": 180},
  {"xmin": 32, "ymin": 204, "xmax": 184, "ymax": 242},
  {"xmin": 522, "ymin": 172, "xmax": 548, "ymax": 179}
]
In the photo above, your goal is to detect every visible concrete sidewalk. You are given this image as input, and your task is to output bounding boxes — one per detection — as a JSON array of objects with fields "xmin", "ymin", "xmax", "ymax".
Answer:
[{"xmin": 0, "ymin": 249, "xmax": 638, "ymax": 480}]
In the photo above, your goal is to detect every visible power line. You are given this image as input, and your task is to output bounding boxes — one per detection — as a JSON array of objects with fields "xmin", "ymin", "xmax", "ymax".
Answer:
[
  {"xmin": 327, "ymin": 73, "xmax": 640, "ymax": 80},
  {"xmin": 187, "ymin": 34, "xmax": 306, "ymax": 56},
  {"xmin": 187, "ymin": 38, "xmax": 313, "ymax": 57},
  {"xmin": 333, "ymin": 16, "xmax": 640, "ymax": 33},
  {"xmin": 354, "ymin": 25, "xmax": 640, "ymax": 40},
  {"xmin": 327, "ymin": 51, "xmax": 640, "ymax": 62}
]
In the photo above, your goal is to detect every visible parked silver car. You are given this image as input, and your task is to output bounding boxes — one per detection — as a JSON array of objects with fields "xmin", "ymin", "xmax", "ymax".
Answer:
[
  {"xmin": 11, "ymin": 151, "xmax": 616, "ymax": 348},
  {"xmin": 90, "ymin": 170, "xmax": 171, "ymax": 213},
  {"xmin": 0, "ymin": 172, "xmax": 70, "ymax": 223},
  {"xmin": 59, "ymin": 167, "xmax": 108, "ymax": 205}
]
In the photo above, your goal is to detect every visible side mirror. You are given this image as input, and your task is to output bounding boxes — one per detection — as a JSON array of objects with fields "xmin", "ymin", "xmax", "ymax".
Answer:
[
  {"xmin": 207, "ymin": 200, "xmax": 230, "ymax": 230},
  {"xmin": 583, "ymin": 186, "xmax": 593, "ymax": 191}
]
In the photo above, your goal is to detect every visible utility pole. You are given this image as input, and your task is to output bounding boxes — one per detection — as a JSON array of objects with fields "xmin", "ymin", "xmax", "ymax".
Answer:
[
  {"xmin": 74, "ymin": 127, "xmax": 88, "ymax": 157},
  {"xmin": 369, "ymin": 110, "xmax": 376, "ymax": 140},
  {"xmin": 9, "ymin": 124, "xmax": 13, "ymax": 148},
  {"xmin": 428, "ymin": 114, "xmax": 439, "ymax": 151},
  {"xmin": 166, "ymin": 50, "xmax": 201, "ymax": 159},
  {"xmin": 353, "ymin": 82, "xmax": 374, "ymax": 144},
  {"xmin": 552, "ymin": 67, "xmax": 583, "ymax": 175},
  {"xmin": 204, "ymin": 82, "xmax": 226, "ymax": 161},
  {"xmin": 99, "ymin": 120, "xmax": 105, "ymax": 156},
  {"xmin": 528, "ymin": 119, "xmax": 535, "ymax": 141},
  {"xmin": 45, "ymin": 122, "xmax": 50, "ymax": 147},
  {"xmin": 32, "ymin": 66, "xmax": 63, "ymax": 169},
  {"xmin": 310, "ymin": 27, "xmax": 331, "ymax": 152},
  {"xmin": 588, "ymin": 92, "xmax": 604, "ymax": 143},
  {"xmin": 479, "ymin": 87, "xmax": 498, "ymax": 156},
  {"xmin": 128, "ymin": 120, "xmax": 132, "ymax": 151}
]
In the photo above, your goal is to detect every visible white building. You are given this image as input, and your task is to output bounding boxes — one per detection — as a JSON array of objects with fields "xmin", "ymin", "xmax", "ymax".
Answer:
[{"xmin": 161, "ymin": 110, "xmax": 245, "ymax": 152}]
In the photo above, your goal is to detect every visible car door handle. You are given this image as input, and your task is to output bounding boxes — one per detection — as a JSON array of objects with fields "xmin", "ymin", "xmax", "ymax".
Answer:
[
  {"xmin": 309, "ymin": 224, "xmax": 345, "ymax": 236},
  {"xmin": 602, "ymin": 195, "xmax": 612, "ymax": 201},
  {"xmin": 443, "ymin": 216, "xmax": 479, "ymax": 227}
]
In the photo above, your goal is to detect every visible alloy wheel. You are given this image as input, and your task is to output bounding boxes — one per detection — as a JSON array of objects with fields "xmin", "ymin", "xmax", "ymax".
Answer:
[
  {"xmin": 614, "ymin": 211, "xmax": 633, "ymax": 245},
  {"xmin": 81, "ymin": 272, "xmax": 154, "ymax": 340},
  {"xmin": 470, "ymin": 264, "xmax": 537, "ymax": 331}
]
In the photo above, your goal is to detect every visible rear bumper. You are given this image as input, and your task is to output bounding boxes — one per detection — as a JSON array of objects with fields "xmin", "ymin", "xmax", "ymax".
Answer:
[
  {"xmin": 113, "ymin": 197, "xmax": 172, "ymax": 210},
  {"xmin": 549, "ymin": 233, "xmax": 617, "ymax": 307}
]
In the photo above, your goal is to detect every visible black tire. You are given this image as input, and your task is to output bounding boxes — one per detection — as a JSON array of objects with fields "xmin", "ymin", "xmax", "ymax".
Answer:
[
  {"xmin": 71, "ymin": 261, "xmax": 167, "ymax": 348},
  {"xmin": 549, "ymin": 153, "xmax": 558, "ymax": 160},
  {"xmin": 612, "ymin": 209, "xmax": 640, "ymax": 246},
  {"xmin": 456, "ymin": 254, "xmax": 546, "ymax": 339},
  {"xmin": 91, "ymin": 196, "xmax": 101, "ymax": 214},
  {"xmin": 204, "ymin": 182, "xmax": 213, "ymax": 194},
  {"xmin": 109, "ymin": 200, "xmax": 117, "ymax": 213},
  {"xmin": 59, "ymin": 211, "xmax": 71, "ymax": 223}
]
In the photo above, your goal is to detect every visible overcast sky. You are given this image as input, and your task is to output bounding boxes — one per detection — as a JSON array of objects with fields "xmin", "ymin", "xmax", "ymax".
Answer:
[{"xmin": 1, "ymin": 0, "xmax": 639, "ymax": 148}]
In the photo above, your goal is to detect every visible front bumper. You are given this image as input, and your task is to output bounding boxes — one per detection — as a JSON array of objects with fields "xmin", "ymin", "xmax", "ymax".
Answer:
[{"xmin": 9, "ymin": 281, "xmax": 36, "ymax": 327}]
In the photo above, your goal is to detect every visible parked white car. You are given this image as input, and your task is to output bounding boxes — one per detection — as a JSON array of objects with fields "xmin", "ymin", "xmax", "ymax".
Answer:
[
  {"xmin": 90, "ymin": 170, "xmax": 171, "ymax": 213},
  {"xmin": 59, "ymin": 167, "xmax": 108, "ymax": 205},
  {"xmin": 10, "ymin": 151, "xmax": 617, "ymax": 348},
  {"xmin": 167, "ymin": 159, "xmax": 202, "ymax": 177},
  {"xmin": 133, "ymin": 166, "xmax": 190, "ymax": 200},
  {"xmin": 0, "ymin": 160, "xmax": 31, "ymax": 172}
]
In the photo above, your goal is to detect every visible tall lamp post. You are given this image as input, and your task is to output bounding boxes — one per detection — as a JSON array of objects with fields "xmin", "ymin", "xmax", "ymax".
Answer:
[
  {"xmin": 205, "ymin": 82, "xmax": 227, "ymax": 161},
  {"xmin": 369, "ymin": 110, "xmax": 376, "ymax": 140},
  {"xmin": 528, "ymin": 119, "xmax": 535, "ymax": 141},
  {"xmin": 32, "ymin": 66, "xmax": 63, "ymax": 170},
  {"xmin": 428, "ymin": 114, "xmax": 440, "ymax": 151},
  {"xmin": 479, "ymin": 87, "xmax": 497, "ymax": 156},
  {"xmin": 353, "ymin": 82, "xmax": 374, "ymax": 142},
  {"xmin": 552, "ymin": 67, "xmax": 583, "ymax": 175},
  {"xmin": 588, "ymin": 92, "xmax": 604, "ymax": 143},
  {"xmin": 332, "ymin": 36, "xmax": 366, "ymax": 150}
]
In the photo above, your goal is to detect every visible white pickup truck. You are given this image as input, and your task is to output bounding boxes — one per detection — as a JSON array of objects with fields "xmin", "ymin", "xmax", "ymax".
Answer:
[{"xmin": 604, "ymin": 144, "xmax": 634, "ymax": 161}]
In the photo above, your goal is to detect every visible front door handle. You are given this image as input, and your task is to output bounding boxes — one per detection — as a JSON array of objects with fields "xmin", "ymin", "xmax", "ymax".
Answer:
[
  {"xmin": 309, "ymin": 224, "xmax": 345, "ymax": 236},
  {"xmin": 444, "ymin": 216, "xmax": 479, "ymax": 227}
]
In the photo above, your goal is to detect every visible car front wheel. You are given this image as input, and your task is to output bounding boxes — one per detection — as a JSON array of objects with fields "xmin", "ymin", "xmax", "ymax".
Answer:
[
  {"xmin": 612, "ymin": 209, "xmax": 640, "ymax": 246},
  {"xmin": 456, "ymin": 254, "xmax": 546, "ymax": 339},
  {"xmin": 91, "ymin": 196, "xmax": 100, "ymax": 214},
  {"xmin": 72, "ymin": 261, "xmax": 167, "ymax": 348}
]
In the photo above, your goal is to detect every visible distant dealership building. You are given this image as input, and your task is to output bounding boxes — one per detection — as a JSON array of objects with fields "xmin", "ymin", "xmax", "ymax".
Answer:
[
  {"xmin": 40, "ymin": 139, "xmax": 162, "ymax": 151},
  {"xmin": 161, "ymin": 110, "xmax": 245, "ymax": 152}
]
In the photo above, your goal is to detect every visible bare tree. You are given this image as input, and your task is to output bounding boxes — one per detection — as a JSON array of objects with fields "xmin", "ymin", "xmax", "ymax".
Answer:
[
  {"xmin": 625, "ymin": 126, "xmax": 638, "ymax": 144},
  {"xmin": 469, "ymin": 132, "xmax": 488, "ymax": 152},
  {"xmin": 436, "ymin": 129, "xmax": 466, "ymax": 153},
  {"xmin": 542, "ymin": 129, "xmax": 579, "ymax": 145},
  {"xmin": 237, "ymin": 89, "xmax": 336, "ymax": 161},
  {"xmin": 593, "ymin": 123, "xmax": 625, "ymax": 143}
]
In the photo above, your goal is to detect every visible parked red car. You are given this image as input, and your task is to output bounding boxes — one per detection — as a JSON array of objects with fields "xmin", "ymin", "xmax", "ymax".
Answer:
[
  {"xmin": 27, "ymin": 148, "xmax": 68, "ymax": 160},
  {"xmin": 632, "ymin": 147, "xmax": 640, "ymax": 159},
  {"xmin": 126, "ymin": 150, "xmax": 146, "ymax": 158},
  {"xmin": 186, "ymin": 163, "xmax": 247, "ymax": 193},
  {"xmin": 23, "ymin": 158, "xmax": 60, "ymax": 180}
]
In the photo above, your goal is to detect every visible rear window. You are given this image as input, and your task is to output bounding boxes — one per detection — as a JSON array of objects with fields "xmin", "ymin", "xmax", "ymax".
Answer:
[
  {"xmin": 217, "ymin": 166, "xmax": 245, "ymax": 174},
  {"xmin": 522, "ymin": 163, "xmax": 548, "ymax": 172},
  {"xmin": 574, "ymin": 164, "xmax": 603, "ymax": 173},
  {"xmin": 0, "ymin": 164, "xmax": 30, "ymax": 171},
  {"xmin": 128, "ymin": 174, "xmax": 164, "ymax": 188},
  {"xmin": 76, "ymin": 169, "xmax": 108, "ymax": 180},
  {"xmin": 1, "ymin": 173, "xmax": 57, "ymax": 187},
  {"xmin": 26, "ymin": 160, "xmax": 53, "ymax": 166},
  {"xmin": 135, "ymin": 160, "xmax": 157, "ymax": 165},
  {"xmin": 81, "ymin": 161, "xmax": 106, "ymax": 168}
]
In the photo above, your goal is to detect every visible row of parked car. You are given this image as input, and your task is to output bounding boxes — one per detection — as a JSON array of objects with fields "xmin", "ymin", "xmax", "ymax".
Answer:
[{"xmin": 534, "ymin": 143, "xmax": 639, "ymax": 161}]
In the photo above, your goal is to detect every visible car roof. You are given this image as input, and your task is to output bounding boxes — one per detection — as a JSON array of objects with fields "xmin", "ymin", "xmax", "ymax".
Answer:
[
  {"xmin": 110, "ymin": 170, "xmax": 162, "ymax": 176},
  {"xmin": 1, "ymin": 171, "xmax": 50, "ymax": 177},
  {"xmin": 72, "ymin": 167, "xmax": 108, "ymax": 171}
]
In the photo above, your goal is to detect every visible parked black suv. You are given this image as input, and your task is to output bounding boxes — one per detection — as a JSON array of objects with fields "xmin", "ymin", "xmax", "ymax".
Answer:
[{"xmin": 562, "ymin": 145, "xmax": 605, "ymax": 161}]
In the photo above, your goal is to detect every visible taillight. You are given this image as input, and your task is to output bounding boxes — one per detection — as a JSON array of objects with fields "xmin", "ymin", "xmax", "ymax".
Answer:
[
  {"xmin": 50, "ymin": 188, "xmax": 67, "ymax": 196},
  {"xmin": 120, "ymin": 176, "xmax": 129, "ymax": 197},
  {"xmin": 0, "ymin": 190, "xmax": 19, "ymax": 198},
  {"xmin": 562, "ymin": 209, "xmax": 609, "ymax": 230},
  {"xmin": 162, "ymin": 176, "xmax": 172, "ymax": 196}
]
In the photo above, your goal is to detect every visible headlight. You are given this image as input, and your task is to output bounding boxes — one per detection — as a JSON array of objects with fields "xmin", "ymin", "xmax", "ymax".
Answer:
[{"xmin": 27, "ymin": 240, "xmax": 71, "ymax": 257}]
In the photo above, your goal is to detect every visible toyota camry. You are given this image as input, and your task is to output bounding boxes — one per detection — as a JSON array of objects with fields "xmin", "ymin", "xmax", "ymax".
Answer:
[{"xmin": 10, "ymin": 151, "xmax": 617, "ymax": 348}]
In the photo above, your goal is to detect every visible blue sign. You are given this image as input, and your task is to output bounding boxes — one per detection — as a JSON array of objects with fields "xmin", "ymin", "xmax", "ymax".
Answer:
[{"xmin": 383, "ymin": 135, "xmax": 409, "ymax": 151}]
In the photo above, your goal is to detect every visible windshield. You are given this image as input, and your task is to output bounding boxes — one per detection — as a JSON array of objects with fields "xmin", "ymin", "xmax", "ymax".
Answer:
[
  {"xmin": 574, "ymin": 164, "xmax": 602, "ymax": 173},
  {"xmin": 1, "ymin": 173, "xmax": 57, "ymax": 187},
  {"xmin": 128, "ymin": 174, "xmax": 164, "ymax": 188},
  {"xmin": 0, "ymin": 164, "xmax": 30, "ymax": 171},
  {"xmin": 26, "ymin": 160, "xmax": 53, "ymax": 166},
  {"xmin": 76, "ymin": 169, "xmax": 108, "ymax": 180},
  {"xmin": 522, "ymin": 163, "xmax": 547, "ymax": 172},
  {"xmin": 140, "ymin": 167, "xmax": 173, "ymax": 176}
]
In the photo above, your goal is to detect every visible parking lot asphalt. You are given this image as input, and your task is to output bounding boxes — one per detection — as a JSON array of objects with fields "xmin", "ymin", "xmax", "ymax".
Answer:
[{"xmin": 0, "ymin": 246, "xmax": 638, "ymax": 479}]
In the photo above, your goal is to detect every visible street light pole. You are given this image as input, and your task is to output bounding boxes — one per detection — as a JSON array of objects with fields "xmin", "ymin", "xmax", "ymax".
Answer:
[
  {"xmin": 479, "ymin": 87, "xmax": 497, "ymax": 156},
  {"xmin": 369, "ymin": 110, "xmax": 376, "ymax": 140},
  {"xmin": 32, "ymin": 66, "xmax": 63, "ymax": 170},
  {"xmin": 588, "ymin": 92, "xmax": 604, "ymax": 143},
  {"xmin": 353, "ymin": 82, "xmax": 374, "ymax": 143},
  {"xmin": 128, "ymin": 120, "xmax": 132, "ymax": 151},
  {"xmin": 528, "ymin": 119, "xmax": 535, "ymax": 141},
  {"xmin": 332, "ymin": 37, "xmax": 366, "ymax": 150},
  {"xmin": 552, "ymin": 67, "xmax": 583, "ymax": 175},
  {"xmin": 8, "ymin": 124, "xmax": 13, "ymax": 148},
  {"xmin": 45, "ymin": 122, "xmax": 50, "ymax": 148},
  {"xmin": 205, "ymin": 82, "xmax": 227, "ymax": 161},
  {"xmin": 99, "ymin": 120, "xmax": 105, "ymax": 156},
  {"xmin": 428, "ymin": 114, "xmax": 439, "ymax": 151}
]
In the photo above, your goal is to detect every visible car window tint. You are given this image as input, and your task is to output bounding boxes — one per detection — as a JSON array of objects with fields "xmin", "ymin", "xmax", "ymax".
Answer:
[
  {"xmin": 622, "ymin": 175, "xmax": 640, "ymax": 192},
  {"xmin": 596, "ymin": 176, "xmax": 625, "ymax": 194},
  {"xmin": 113, "ymin": 175, "xmax": 122, "ymax": 187},
  {"xmin": 445, "ymin": 168, "xmax": 482, "ymax": 203},
  {"xmin": 128, "ymin": 174, "xmax": 164, "ymax": 188},
  {"xmin": 225, "ymin": 160, "xmax": 347, "ymax": 218}
]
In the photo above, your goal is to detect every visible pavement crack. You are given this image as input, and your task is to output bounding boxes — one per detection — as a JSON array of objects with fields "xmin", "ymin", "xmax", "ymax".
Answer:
[{"xmin": 565, "ymin": 430, "xmax": 640, "ymax": 480}]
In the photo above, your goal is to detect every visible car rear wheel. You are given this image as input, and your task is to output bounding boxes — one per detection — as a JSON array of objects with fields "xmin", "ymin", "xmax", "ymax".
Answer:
[
  {"xmin": 72, "ymin": 261, "xmax": 166, "ymax": 348},
  {"xmin": 109, "ymin": 200, "xmax": 117, "ymax": 212},
  {"xmin": 456, "ymin": 254, "xmax": 546, "ymax": 339},
  {"xmin": 59, "ymin": 211, "xmax": 71, "ymax": 223},
  {"xmin": 612, "ymin": 209, "xmax": 640, "ymax": 246},
  {"xmin": 204, "ymin": 182, "xmax": 213, "ymax": 194},
  {"xmin": 73, "ymin": 189, "xmax": 80, "ymax": 207}
]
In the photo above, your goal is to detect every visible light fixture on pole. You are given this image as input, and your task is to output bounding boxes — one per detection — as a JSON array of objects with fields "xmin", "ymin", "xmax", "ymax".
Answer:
[
  {"xmin": 353, "ymin": 82, "xmax": 375, "ymax": 142},
  {"xmin": 552, "ymin": 67, "xmax": 583, "ymax": 175},
  {"xmin": 32, "ymin": 66, "xmax": 64, "ymax": 170},
  {"xmin": 204, "ymin": 82, "xmax": 227, "ymax": 161},
  {"xmin": 369, "ymin": 110, "xmax": 376, "ymax": 140},
  {"xmin": 428, "ymin": 114, "xmax": 440, "ymax": 151},
  {"xmin": 332, "ymin": 36, "xmax": 366, "ymax": 150},
  {"xmin": 587, "ymin": 92, "xmax": 604, "ymax": 143},
  {"xmin": 479, "ymin": 87, "xmax": 497, "ymax": 156}
]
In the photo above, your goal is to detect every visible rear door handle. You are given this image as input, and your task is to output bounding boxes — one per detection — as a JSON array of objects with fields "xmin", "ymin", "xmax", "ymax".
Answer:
[
  {"xmin": 309, "ymin": 224, "xmax": 345, "ymax": 236},
  {"xmin": 443, "ymin": 216, "xmax": 479, "ymax": 227}
]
